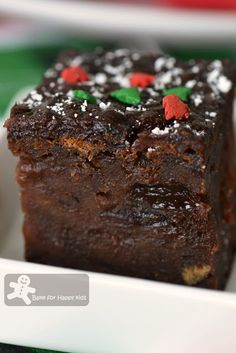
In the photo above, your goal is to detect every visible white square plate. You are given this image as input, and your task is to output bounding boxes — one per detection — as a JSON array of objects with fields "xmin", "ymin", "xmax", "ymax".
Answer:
[{"xmin": 1, "ymin": 103, "xmax": 236, "ymax": 353}]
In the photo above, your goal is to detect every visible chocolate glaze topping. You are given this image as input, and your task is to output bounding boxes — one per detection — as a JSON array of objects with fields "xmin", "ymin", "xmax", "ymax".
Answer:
[{"xmin": 8, "ymin": 49, "xmax": 235, "ymax": 154}]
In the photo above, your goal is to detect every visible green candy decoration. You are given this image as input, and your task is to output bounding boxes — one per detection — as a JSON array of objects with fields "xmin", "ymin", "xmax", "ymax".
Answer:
[
  {"xmin": 73, "ymin": 89, "xmax": 96, "ymax": 104},
  {"xmin": 111, "ymin": 87, "xmax": 141, "ymax": 105},
  {"xmin": 163, "ymin": 86, "xmax": 192, "ymax": 102}
]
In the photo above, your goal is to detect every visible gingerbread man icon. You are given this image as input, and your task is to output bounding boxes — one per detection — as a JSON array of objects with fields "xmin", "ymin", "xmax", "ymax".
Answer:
[{"xmin": 7, "ymin": 275, "xmax": 36, "ymax": 305}]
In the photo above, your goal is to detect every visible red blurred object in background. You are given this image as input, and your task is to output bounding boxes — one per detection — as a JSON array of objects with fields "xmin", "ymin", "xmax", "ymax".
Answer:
[{"xmin": 158, "ymin": 0, "xmax": 236, "ymax": 10}]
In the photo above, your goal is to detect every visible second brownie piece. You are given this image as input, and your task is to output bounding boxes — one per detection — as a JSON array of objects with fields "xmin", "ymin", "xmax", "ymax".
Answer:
[{"xmin": 6, "ymin": 49, "xmax": 236, "ymax": 288}]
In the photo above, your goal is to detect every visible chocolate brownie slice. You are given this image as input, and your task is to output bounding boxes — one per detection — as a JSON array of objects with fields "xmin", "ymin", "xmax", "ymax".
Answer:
[{"xmin": 5, "ymin": 49, "xmax": 236, "ymax": 288}]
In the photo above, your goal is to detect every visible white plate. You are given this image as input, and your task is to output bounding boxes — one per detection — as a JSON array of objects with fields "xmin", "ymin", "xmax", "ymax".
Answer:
[
  {"xmin": 0, "ymin": 0, "xmax": 236, "ymax": 44},
  {"xmin": 1, "ymin": 103, "xmax": 236, "ymax": 353}
]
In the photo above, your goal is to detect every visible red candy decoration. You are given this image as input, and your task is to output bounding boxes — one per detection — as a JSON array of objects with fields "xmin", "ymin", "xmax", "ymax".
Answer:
[
  {"xmin": 130, "ymin": 72, "xmax": 155, "ymax": 88},
  {"xmin": 61, "ymin": 66, "xmax": 89, "ymax": 84},
  {"xmin": 162, "ymin": 94, "xmax": 190, "ymax": 121}
]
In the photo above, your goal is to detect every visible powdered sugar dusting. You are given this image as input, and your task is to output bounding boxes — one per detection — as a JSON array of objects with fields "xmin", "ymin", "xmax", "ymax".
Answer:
[
  {"xmin": 95, "ymin": 73, "xmax": 107, "ymax": 85},
  {"xmin": 99, "ymin": 102, "xmax": 111, "ymax": 110},
  {"xmin": 207, "ymin": 60, "xmax": 232, "ymax": 94},
  {"xmin": 154, "ymin": 68, "xmax": 183, "ymax": 90},
  {"xmin": 154, "ymin": 57, "xmax": 176, "ymax": 71},
  {"xmin": 23, "ymin": 90, "xmax": 43, "ymax": 108},
  {"xmin": 191, "ymin": 94, "xmax": 203, "ymax": 106},
  {"xmin": 152, "ymin": 121, "xmax": 180, "ymax": 135},
  {"xmin": 205, "ymin": 111, "xmax": 217, "ymax": 118},
  {"xmin": 185, "ymin": 80, "xmax": 196, "ymax": 88},
  {"xmin": 217, "ymin": 75, "xmax": 232, "ymax": 93}
]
